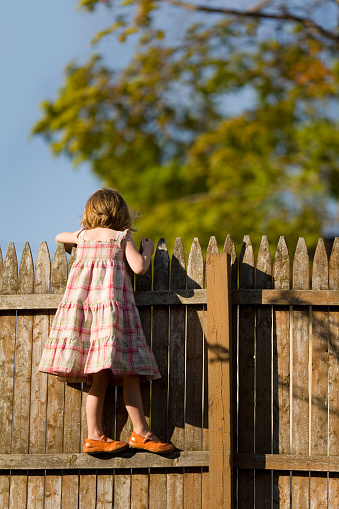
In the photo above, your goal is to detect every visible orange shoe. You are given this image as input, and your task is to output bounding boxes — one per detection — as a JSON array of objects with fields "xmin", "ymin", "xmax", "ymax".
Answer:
[
  {"xmin": 129, "ymin": 431, "xmax": 174, "ymax": 454},
  {"xmin": 83, "ymin": 435, "xmax": 128, "ymax": 453}
]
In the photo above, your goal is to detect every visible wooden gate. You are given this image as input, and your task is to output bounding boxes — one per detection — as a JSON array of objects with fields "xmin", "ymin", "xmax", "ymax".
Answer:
[{"xmin": 0, "ymin": 237, "xmax": 230, "ymax": 508}]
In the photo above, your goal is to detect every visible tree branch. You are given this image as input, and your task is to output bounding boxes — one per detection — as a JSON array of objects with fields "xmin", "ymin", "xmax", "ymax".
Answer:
[
  {"xmin": 161, "ymin": 0, "xmax": 339, "ymax": 46},
  {"xmin": 248, "ymin": 0, "xmax": 274, "ymax": 12}
]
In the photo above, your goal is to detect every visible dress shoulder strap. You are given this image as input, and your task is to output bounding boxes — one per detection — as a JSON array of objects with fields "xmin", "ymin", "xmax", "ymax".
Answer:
[
  {"xmin": 77, "ymin": 229, "xmax": 87, "ymax": 240},
  {"xmin": 114, "ymin": 229, "xmax": 131, "ymax": 244}
]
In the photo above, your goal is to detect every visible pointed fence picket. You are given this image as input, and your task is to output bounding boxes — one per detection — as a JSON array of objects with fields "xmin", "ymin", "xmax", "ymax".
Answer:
[
  {"xmin": 329, "ymin": 238, "xmax": 339, "ymax": 507},
  {"xmin": 185, "ymin": 237, "xmax": 205, "ymax": 506},
  {"xmin": 238, "ymin": 236, "xmax": 256, "ymax": 509},
  {"xmin": 0, "ymin": 243, "xmax": 17, "ymax": 509},
  {"xmin": 167, "ymin": 238, "xmax": 186, "ymax": 509},
  {"xmin": 255, "ymin": 236, "xmax": 273, "ymax": 508},
  {"xmin": 272, "ymin": 236, "xmax": 291, "ymax": 506},
  {"xmin": 291, "ymin": 238, "xmax": 310, "ymax": 508},
  {"xmin": 10, "ymin": 243, "xmax": 34, "ymax": 508},
  {"xmin": 3, "ymin": 235, "xmax": 339, "ymax": 507}
]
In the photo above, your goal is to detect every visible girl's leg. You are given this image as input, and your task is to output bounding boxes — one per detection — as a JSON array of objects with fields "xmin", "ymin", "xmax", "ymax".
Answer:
[
  {"xmin": 86, "ymin": 369, "xmax": 112, "ymax": 440},
  {"xmin": 123, "ymin": 375, "xmax": 159, "ymax": 440}
]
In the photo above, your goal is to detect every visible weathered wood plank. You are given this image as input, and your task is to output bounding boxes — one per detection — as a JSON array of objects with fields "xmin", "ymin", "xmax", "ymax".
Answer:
[
  {"xmin": 207, "ymin": 251, "xmax": 232, "ymax": 508},
  {"xmin": 292, "ymin": 472, "xmax": 310, "ymax": 508},
  {"xmin": 8, "ymin": 471, "xmax": 28, "ymax": 509},
  {"xmin": 131, "ymin": 469, "xmax": 148, "ymax": 509},
  {"xmin": 29, "ymin": 242, "xmax": 50, "ymax": 455},
  {"xmin": 273, "ymin": 471, "xmax": 290, "ymax": 509},
  {"xmin": 63, "ymin": 377, "xmax": 82, "ymax": 452},
  {"xmin": 12, "ymin": 243, "xmax": 34, "ymax": 456},
  {"xmin": 79, "ymin": 470, "xmax": 96, "ymax": 509},
  {"xmin": 184, "ymin": 467, "xmax": 203, "ymax": 509},
  {"xmin": 224, "ymin": 234, "xmax": 237, "ymax": 291},
  {"xmin": 329, "ymin": 237, "xmax": 339, "ymax": 506},
  {"xmin": 27, "ymin": 471, "xmax": 45, "ymax": 509},
  {"xmin": 115, "ymin": 385, "xmax": 130, "ymax": 443},
  {"xmin": 0, "ymin": 451, "xmax": 209, "ymax": 470},
  {"xmin": 201, "ymin": 467, "xmax": 209, "ymax": 509},
  {"xmin": 0, "ymin": 475, "xmax": 10, "ymax": 509},
  {"xmin": 69, "ymin": 246, "xmax": 77, "ymax": 272},
  {"xmin": 151, "ymin": 238, "xmax": 170, "ymax": 442},
  {"xmin": 0, "ymin": 289, "xmax": 207, "ymax": 309},
  {"xmin": 311, "ymin": 239, "xmax": 329, "ymax": 507},
  {"xmin": 5, "ymin": 287, "xmax": 339, "ymax": 309},
  {"xmin": 81, "ymin": 384, "xmax": 91, "ymax": 447},
  {"xmin": 134, "ymin": 242, "xmax": 152, "ymax": 440},
  {"xmin": 234, "ymin": 453, "xmax": 339, "ymax": 472},
  {"xmin": 29, "ymin": 242, "xmax": 51, "ymax": 509},
  {"xmin": 9, "ymin": 244, "xmax": 33, "ymax": 509},
  {"xmin": 232, "ymin": 289, "xmax": 339, "ymax": 305},
  {"xmin": 113, "ymin": 469, "xmax": 131, "ymax": 509},
  {"xmin": 292, "ymin": 238, "xmax": 310, "ymax": 508},
  {"xmin": 149, "ymin": 239, "xmax": 169, "ymax": 506},
  {"xmin": 61, "ymin": 471, "xmax": 80, "ymax": 509},
  {"xmin": 96, "ymin": 470, "xmax": 114, "ymax": 508},
  {"xmin": 168, "ymin": 238, "xmax": 186, "ymax": 451},
  {"xmin": 310, "ymin": 473, "xmax": 328, "ymax": 509},
  {"xmin": 45, "ymin": 469, "xmax": 62, "ymax": 509},
  {"xmin": 102, "ymin": 384, "xmax": 116, "ymax": 443},
  {"xmin": 185, "ymin": 237, "xmax": 205, "ymax": 508},
  {"xmin": 238, "ymin": 236, "xmax": 255, "ymax": 508},
  {"xmin": 167, "ymin": 468, "xmax": 184, "ymax": 509},
  {"xmin": 329, "ymin": 473, "xmax": 339, "ymax": 509},
  {"xmin": 186, "ymin": 237, "xmax": 204, "ymax": 450},
  {"xmin": 272, "ymin": 236, "xmax": 291, "ymax": 508},
  {"xmin": 46, "ymin": 243, "xmax": 68, "ymax": 509},
  {"xmin": 149, "ymin": 468, "xmax": 167, "ymax": 509},
  {"xmin": 0, "ymin": 243, "xmax": 18, "ymax": 456},
  {"xmin": 224, "ymin": 235, "xmax": 237, "ymax": 506},
  {"xmin": 255, "ymin": 236, "xmax": 272, "ymax": 508}
]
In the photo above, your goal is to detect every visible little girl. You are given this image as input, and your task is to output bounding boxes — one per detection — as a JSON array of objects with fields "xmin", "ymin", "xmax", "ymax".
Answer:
[{"xmin": 39, "ymin": 188, "xmax": 174, "ymax": 454}]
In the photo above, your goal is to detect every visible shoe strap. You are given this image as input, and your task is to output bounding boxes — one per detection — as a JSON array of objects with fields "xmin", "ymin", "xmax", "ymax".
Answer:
[{"xmin": 143, "ymin": 432, "xmax": 155, "ymax": 443}]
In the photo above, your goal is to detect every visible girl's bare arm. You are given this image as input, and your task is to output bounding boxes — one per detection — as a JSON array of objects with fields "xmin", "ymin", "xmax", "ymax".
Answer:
[
  {"xmin": 124, "ymin": 235, "xmax": 154, "ymax": 275},
  {"xmin": 55, "ymin": 231, "xmax": 80, "ymax": 254}
]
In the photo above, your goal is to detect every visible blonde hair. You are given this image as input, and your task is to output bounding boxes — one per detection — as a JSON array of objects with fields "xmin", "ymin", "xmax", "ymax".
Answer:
[{"xmin": 81, "ymin": 189, "xmax": 135, "ymax": 231}]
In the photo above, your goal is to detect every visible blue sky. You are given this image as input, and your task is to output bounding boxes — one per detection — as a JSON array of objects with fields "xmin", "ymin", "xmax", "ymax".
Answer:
[
  {"xmin": 2, "ymin": 1, "xmax": 338, "ymax": 267},
  {"xmin": 0, "ymin": 0, "xmax": 132, "ymax": 263}
]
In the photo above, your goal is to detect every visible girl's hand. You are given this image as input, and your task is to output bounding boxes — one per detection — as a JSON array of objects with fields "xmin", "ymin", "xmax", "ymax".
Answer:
[
  {"xmin": 125, "ymin": 235, "xmax": 154, "ymax": 275},
  {"xmin": 141, "ymin": 237, "xmax": 154, "ymax": 255}
]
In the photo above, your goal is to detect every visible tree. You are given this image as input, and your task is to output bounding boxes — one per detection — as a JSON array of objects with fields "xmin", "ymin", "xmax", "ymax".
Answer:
[{"xmin": 33, "ymin": 0, "xmax": 339, "ymax": 252}]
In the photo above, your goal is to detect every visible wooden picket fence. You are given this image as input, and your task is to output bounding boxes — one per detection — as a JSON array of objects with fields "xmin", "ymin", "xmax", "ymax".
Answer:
[{"xmin": 1, "ymin": 233, "xmax": 339, "ymax": 508}]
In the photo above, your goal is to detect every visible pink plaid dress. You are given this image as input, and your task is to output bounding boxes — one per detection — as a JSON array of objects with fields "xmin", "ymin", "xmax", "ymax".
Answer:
[{"xmin": 39, "ymin": 229, "xmax": 160, "ymax": 385}]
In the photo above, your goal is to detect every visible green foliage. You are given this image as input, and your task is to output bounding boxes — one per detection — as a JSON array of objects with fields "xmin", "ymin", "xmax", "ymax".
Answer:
[{"xmin": 33, "ymin": 1, "xmax": 339, "ymax": 252}]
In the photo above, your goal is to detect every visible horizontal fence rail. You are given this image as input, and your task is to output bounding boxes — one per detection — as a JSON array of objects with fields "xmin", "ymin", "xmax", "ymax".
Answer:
[
  {"xmin": 0, "ymin": 451, "xmax": 209, "ymax": 470},
  {"xmin": 4, "ymin": 289, "xmax": 339, "ymax": 310}
]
